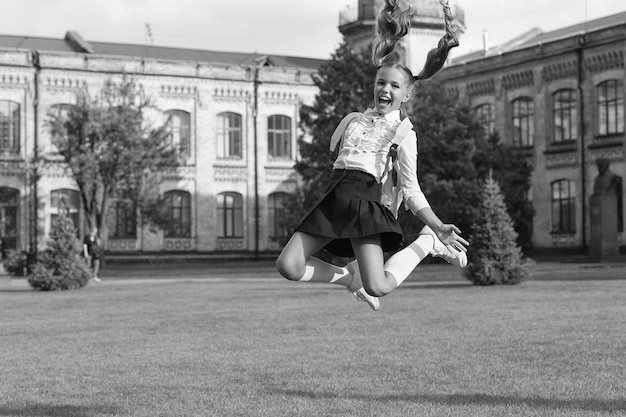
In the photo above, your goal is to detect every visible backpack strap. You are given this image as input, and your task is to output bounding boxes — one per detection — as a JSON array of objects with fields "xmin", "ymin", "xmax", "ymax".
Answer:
[
  {"xmin": 380, "ymin": 117, "xmax": 414, "ymax": 183},
  {"xmin": 328, "ymin": 112, "xmax": 360, "ymax": 160}
]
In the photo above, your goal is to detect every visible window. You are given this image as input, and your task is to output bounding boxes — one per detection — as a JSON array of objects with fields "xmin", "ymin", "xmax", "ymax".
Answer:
[
  {"xmin": 164, "ymin": 190, "xmax": 191, "ymax": 238},
  {"xmin": 551, "ymin": 180, "xmax": 575, "ymax": 233},
  {"xmin": 512, "ymin": 98, "xmax": 534, "ymax": 147},
  {"xmin": 268, "ymin": 192, "xmax": 290, "ymax": 239},
  {"xmin": 165, "ymin": 110, "xmax": 191, "ymax": 158},
  {"xmin": 217, "ymin": 192, "xmax": 243, "ymax": 238},
  {"xmin": 474, "ymin": 103, "xmax": 495, "ymax": 136},
  {"xmin": 268, "ymin": 115, "xmax": 292, "ymax": 158},
  {"xmin": 217, "ymin": 112, "xmax": 242, "ymax": 158},
  {"xmin": 51, "ymin": 189, "xmax": 80, "ymax": 233},
  {"xmin": 0, "ymin": 100, "xmax": 20, "ymax": 154},
  {"xmin": 597, "ymin": 80, "xmax": 624, "ymax": 136},
  {"xmin": 110, "ymin": 201, "xmax": 137, "ymax": 239},
  {"xmin": 0, "ymin": 188, "xmax": 19, "ymax": 255},
  {"xmin": 553, "ymin": 90, "xmax": 577, "ymax": 144},
  {"xmin": 49, "ymin": 103, "xmax": 74, "ymax": 119}
]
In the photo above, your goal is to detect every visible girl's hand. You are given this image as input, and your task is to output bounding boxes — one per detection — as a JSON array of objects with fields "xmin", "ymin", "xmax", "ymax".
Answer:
[
  {"xmin": 435, "ymin": 223, "xmax": 469, "ymax": 253},
  {"xmin": 438, "ymin": 0, "xmax": 449, "ymax": 6}
]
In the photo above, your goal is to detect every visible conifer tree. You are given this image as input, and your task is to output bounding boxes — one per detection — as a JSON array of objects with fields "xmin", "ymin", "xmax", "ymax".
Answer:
[
  {"xmin": 464, "ymin": 173, "xmax": 533, "ymax": 285},
  {"xmin": 28, "ymin": 213, "xmax": 90, "ymax": 290}
]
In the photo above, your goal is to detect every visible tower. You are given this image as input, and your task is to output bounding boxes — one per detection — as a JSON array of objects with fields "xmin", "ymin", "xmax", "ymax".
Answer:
[{"xmin": 339, "ymin": 0, "xmax": 465, "ymax": 73}]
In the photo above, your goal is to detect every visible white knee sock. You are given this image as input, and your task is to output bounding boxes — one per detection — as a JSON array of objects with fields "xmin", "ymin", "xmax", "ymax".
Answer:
[
  {"xmin": 298, "ymin": 257, "xmax": 352, "ymax": 287},
  {"xmin": 384, "ymin": 235, "xmax": 434, "ymax": 287}
]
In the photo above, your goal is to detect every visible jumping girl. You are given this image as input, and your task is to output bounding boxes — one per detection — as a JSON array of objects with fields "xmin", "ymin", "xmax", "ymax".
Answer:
[{"xmin": 276, "ymin": 0, "xmax": 468, "ymax": 311}]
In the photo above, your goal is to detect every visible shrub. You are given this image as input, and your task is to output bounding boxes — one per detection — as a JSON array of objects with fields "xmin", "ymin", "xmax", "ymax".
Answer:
[
  {"xmin": 28, "ymin": 214, "xmax": 91, "ymax": 291},
  {"xmin": 464, "ymin": 174, "xmax": 534, "ymax": 285},
  {"xmin": 2, "ymin": 249, "xmax": 27, "ymax": 276}
]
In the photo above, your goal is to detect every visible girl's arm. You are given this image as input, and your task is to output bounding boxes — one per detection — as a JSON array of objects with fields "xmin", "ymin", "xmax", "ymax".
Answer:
[{"xmin": 396, "ymin": 134, "xmax": 468, "ymax": 251}]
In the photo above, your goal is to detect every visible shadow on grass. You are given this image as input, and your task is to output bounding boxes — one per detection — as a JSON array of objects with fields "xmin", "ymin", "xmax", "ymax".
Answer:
[
  {"xmin": 280, "ymin": 390, "xmax": 626, "ymax": 413},
  {"xmin": 400, "ymin": 282, "xmax": 472, "ymax": 290},
  {"xmin": 0, "ymin": 404, "xmax": 120, "ymax": 417}
]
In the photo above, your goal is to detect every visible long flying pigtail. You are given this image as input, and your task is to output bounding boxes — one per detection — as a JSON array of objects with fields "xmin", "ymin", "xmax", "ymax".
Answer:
[
  {"xmin": 414, "ymin": 0, "xmax": 459, "ymax": 80},
  {"xmin": 371, "ymin": 0, "xmax": 415, "ymax": 68}
]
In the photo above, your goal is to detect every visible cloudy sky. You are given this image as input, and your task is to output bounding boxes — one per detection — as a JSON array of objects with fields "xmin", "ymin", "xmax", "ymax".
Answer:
[{"xmin": 1, "ymin": 0, "xmax": 625, "ymax": 60}]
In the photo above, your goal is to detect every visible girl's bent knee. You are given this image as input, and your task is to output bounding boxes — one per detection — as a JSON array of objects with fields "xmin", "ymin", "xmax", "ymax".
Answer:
[
  {"xmin": 364, "ymin": 280, "xmax": 395, "ymax": 297},
  {"xmin": 275, "ymin": 258, "xmax": 304, "ymax": 281}
]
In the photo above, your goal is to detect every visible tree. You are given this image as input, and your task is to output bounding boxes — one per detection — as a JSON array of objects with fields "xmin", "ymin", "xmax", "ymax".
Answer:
[
  {"xmin": 28, "ymin": 212, "xmax": 91, "ymax": 290},
  {"xmin": 296, "ymin": 42, "xmax": 377, "ymax": 183},
  {"xmin": 401, "ymin": 79, "xmax": 483, "ymax": 241},
  {"xmin": 473, "ymin": 131, "xmax": 534, "ymax": 250},
  {"xmin": 47, "ymin": 76, "xmax": 180, "ymax": 235},
  {"xmin": 464, "ymin": 174, "xmax": 533, "ymax": 285}
]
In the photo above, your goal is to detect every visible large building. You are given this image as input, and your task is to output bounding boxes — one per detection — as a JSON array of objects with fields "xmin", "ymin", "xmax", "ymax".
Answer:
[
  {"xmin": 0, "ymin": 31, "xmax": 322, "ymax": 259},
  {"xmin": 438, "ymin": 12, "xmax": 626, "ymax": 253},
  {"xmin": 2, "ymin": 3, "xmax": 625, "ymax": 260}
]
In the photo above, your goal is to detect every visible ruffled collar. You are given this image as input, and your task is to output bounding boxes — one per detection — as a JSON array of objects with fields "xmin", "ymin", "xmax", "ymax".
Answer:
[{"xmin": 363, "ymin": 108, "xmax": 401, "ymax": 122}]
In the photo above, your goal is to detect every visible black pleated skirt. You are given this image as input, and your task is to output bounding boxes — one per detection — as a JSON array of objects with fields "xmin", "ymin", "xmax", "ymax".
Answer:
[{"xmin": 295, "ymin": 169, "xmax": 403, "ymax": 257}]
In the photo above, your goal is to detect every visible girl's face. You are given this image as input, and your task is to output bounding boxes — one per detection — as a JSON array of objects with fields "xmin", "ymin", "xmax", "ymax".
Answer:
[{"xmin": 373, "ymin": 66, "xmax": 413, "ymax": 114}]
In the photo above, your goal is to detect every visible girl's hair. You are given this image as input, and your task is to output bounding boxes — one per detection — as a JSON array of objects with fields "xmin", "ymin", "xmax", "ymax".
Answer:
[{"xmin": 372, "ymin": 0, "xmax": 459, "ymax": 83}]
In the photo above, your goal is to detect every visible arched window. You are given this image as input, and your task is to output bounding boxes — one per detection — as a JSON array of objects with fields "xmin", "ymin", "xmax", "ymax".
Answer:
[
  {"xmin": 110, "ymin": 201, "xmax": 137, "ymax": 239},
  {"xmin": 268, "ymin": 192, "xmax": 290, "ymax": 239},
  {"xmin": 0, "ymin": 100, "xmax": 20, "ymax": 154},
  {"xmin": 0, "ymin": 188, "xmax": 19, "ymax": 256},
  {"xmin": 51, "ymin": 189, "xmax": 80, "ymax": 233},
  {"xmin": 511, "ymin": 97, "xmax": 534, "ymax": 147},
  {"xmin": 551, "ymin": 180, "xmax": 575, "ymax": 233},
  {"xmin": 474, "ymin": 103, "xmax": 495, "ymax": 136},
  {"xmin": 597, "ymin": 80, "xmax": 624, "ymax": 136},
  {"xmin": 49, "ymin": 103, "xmax": 75, "ymax": 119},
  {"xmin": 268, "ymin": 115, "xmax": 291, "ymax": 158},
  {"xmin": 552, "ymin": 89, "xmax": 578, "ymax": 144},
  {"xmin": 164, "ymin": 190, "xmax": 191, "ymax": 238},
  {"xmin": 165, "ymin": 110, "xmax": 191, "ymax": 158},
  {"xmin": 217, "ymin": 112, "xmax": 242, "ymax": 158},
  {"xmin": 217, "ymin": 192, "xmax": 243, "ymax": 238}
]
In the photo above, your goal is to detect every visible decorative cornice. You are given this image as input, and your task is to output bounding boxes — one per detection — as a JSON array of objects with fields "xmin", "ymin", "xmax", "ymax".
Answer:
[
  {"xmin": 212, "ymin": 87, "xmax": 249, "ymax": 100},
  {"xmin": 0, "ymin": 161, "xmax": 27, "ymax": 177},
  {"xmin": 0, "ymin": 73, "xmax": 29, "ymax": 86},
  {"xmin": 262, "ymin": 90, "xmax": 299, "ymax": 102},
  {"xmin": 214, "ymin": 166, "xmax": 248, "ymax": 182},
  {"xmin": 502, "ymin": 70, "xmax": 534, "ymax": 90},
  {"xmin": 43, "ymin": 77, "xmax": 86, "ymax": 90},
  {"xmin": 542, "ymin": 60, "xmax": 577, "ymax": 81},
  {"xmin": 160, "ymin": 84, "xmax": 197, "ymax": 96},
  {"xmin": 266, "ymin": 167, "xmax": 299, "ymax": 183},
  {"xmin": 545, "ymin": 150, "xmax": 579, "ymax": 169},
  {"xmin": 586, "ymin": 50, "xmax": 624, "ymax": 72},
  {"xmin": 466, "ymin": 79, "xmax": 495, "ymax": 97}
]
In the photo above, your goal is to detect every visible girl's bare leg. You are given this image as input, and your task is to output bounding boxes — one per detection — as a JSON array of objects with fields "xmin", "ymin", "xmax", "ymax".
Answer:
[
  {"xmin": 350, "ymin": 235, "xmax": 398, "ymax": 297},
  {"xmin": 276, "ymin": 231, "xmax": 352, "ymax": 287}
]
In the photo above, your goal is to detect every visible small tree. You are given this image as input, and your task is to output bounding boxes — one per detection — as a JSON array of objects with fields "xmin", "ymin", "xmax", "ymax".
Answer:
[
  {"xmin": 47, "ymin": 76, "xmax": 180, "ymax": 235},
  {"xmin": 28, "ymin": 213, "xmax": 91, "ymax": 290},
  {"xmin": 464, "ymin": 174, "xmax": 533, "ymax": 285}
]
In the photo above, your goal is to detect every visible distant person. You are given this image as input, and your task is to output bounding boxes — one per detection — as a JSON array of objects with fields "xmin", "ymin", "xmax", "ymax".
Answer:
[{"xmin": 83, "ymin": 227, "xmax": 102, "ymax": 282}]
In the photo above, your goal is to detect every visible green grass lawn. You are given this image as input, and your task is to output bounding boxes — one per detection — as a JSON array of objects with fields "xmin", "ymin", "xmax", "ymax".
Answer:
[{"xmin": 1, "ymin": 271, "xmax": 625, "ymax": 417}]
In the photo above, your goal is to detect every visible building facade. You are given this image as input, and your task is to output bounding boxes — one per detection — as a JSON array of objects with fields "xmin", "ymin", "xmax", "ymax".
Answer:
[
  {"xmin": 0, "ymin": 32, "xmax": 321, "ymax": 259},
  {"xmin": 438, "ymin": 13, "xmax": 625, "ymax": 252}
]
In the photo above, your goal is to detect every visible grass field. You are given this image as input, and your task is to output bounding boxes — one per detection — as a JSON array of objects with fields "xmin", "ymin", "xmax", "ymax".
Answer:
[{"xmin": 1, "ymin": 269, "xmax": 625, "ymax": 417}]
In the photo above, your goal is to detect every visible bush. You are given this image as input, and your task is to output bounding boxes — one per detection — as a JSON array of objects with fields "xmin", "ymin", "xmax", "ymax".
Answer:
[
  {"xmin": 2, "ymin": 249, "xmax": 27, "ymax": 276},
  {"xmin": 28, "ymin": 214, "xmax": 91, "ymax": 291},
  {"xmin": 28, "ymin": 260, "xmax": 91, "ymax": 291},
  {"xmin": 464, "ymin": 174, "xmax": 534, "ymax": 285}
]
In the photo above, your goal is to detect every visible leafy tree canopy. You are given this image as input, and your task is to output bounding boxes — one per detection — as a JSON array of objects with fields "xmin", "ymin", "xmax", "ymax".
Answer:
[{"xmin": 47, "ymin": 76, "xmax": 181, "ymax": 235}]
